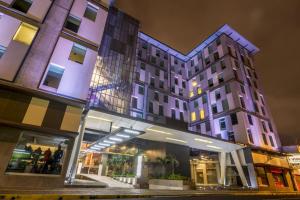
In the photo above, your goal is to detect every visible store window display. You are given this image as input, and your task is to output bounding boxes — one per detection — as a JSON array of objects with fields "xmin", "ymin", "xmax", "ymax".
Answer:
[{"xmin": 6, "ymin": 132, "xmax": 69, "ymax": 175}]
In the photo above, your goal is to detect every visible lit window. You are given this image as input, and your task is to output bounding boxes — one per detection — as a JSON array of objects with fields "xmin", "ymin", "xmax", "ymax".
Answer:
[
  {"xmin": 189, "ymin": 91, "xmax": 194, "ymax": 98},
  {"xmin": 192, "ymin": 80, "xmax": 197, "ymax": 87},
  {"xmin": 200, "ymin": 109, "xmax": 205, "ymax": 120},
  {"xmin": 43, "ymin": 63, "xmax": 65, "ymax": 89},
  {"xmin": 83, "ymin": 2, "xmax": 99, "ymax": 21},
  {"xmin": 65, "ymin": 14, "xmax": 81, "ymax": 33},
  {"xmin": 11, "ymin": 0, "xmax": 32, "ymax": 13},
  {"xmin": 219, "ymin": 118, "xmax": 226, "ymax": 130},
  {"xmin": 197, "ymin": 87, "xmax": 202, "ymax": 95},
  {"xmin": 13, "ymin": 22, "xmax": 38, "ymax": 45},
  {"xmin": 69, "ymin": 43, "xmax": 87, "ymax": 64},
  {"xmin": 0, "ymin": 45, "xmax": 6, "ymax": 59},
  {"xmin": 191, "ymin": 112, "xmax": 196, "ymax": 122}
]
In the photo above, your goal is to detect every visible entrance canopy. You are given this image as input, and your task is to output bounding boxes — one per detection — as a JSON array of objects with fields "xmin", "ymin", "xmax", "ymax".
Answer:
[{"xmin": 85, "ymin": 109, "xmax": 244, "ymax": 153}]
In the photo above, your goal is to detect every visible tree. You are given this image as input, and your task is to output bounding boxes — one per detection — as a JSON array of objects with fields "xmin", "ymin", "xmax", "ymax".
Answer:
[{"xmin": 156, "ymin": 154, "xmax": 179, "ymax": 176}]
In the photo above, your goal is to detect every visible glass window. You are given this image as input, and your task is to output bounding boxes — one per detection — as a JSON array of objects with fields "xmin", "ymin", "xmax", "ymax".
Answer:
[
  {"xmin": 164, "ymin": 95, "xmax": 168, "ymax": 103},
  {"xmin": 138, "ymin": 86, "xmax": 144, "ymax": 95},
  {"xmin": 171, "ymin": 109, "xmax": 176, "ymax": 119},
  {"xmin": 269, "ymin": 135, "xmax": 275, "ymax": 147},
  {"xmin": 191, "ymin": 112, "xmax": 196, "ymax": 122},
  {"xmin": 65, "ymin": 15, "xmax": 81, "ymax": 33},
  {"xmin": 219, "ymin": 118, "xmax": 226, "ymax": 130},
  {"xmin": 43, "ymin": 63, "xmax": 65, "ymax": 89},
  {"xmin": 6, "ymin": 132, "xmax": 69, "ymax": 175},
  {"xmin": 13, "ymin": 22, "xmax": 38, "ymax": 45},
  {"xmin": 175, "ymin": 99, "xmax": 179, "ymax": 108},
  {"xmin": 183, "ymin": 102, "xmax": 187, "ymax": 111},
  {"xmin": 0, "ymin": 45, "xmax": 6, "ymax": 59},
  {"xmin": 11, "ymin": 0, "xmax": 32, "ymax": 13},
  {"xmin": 239, "ymin": 96, "xmax": 245, "ymax": 109},
  {"xmin": 69, "ymin": 43, "xmax": 87, "ymax": 64},
  {"xmin": 262, "ymin": 133, "xmax": 268, "ymax": 145},
  {"xmin": 197, "ymin": 87, "xmax": 202, "ymax": 95},
  {"xmin": 230, "ymin": 113, "xmax": 238, "ymax": 125},
  {"xmin": 247, "ymin": 129, "xmax": 254, "ymax": 143},
  {"xmin": 154, "ymin": 92, "xmax": 159, "ymax": 101},
  {"xmin": 194, "ymin": 101, "xmax": 198, "ymax": 108},
  {"xmin": 159, "ymin": 105, "xmax": 164, "ymax": 116},
  {"xmin": 83, "ymin": 2, "xmax": 98, "ymax": 21},
  {"xmin": 131, "ymin": 97, "xmax": 137, "ymax": 109},
  {"xmin": 212, "ymin": 104, "xmax": 218, "ymax": 114},
  {"xmin": 225, "ymin": 84, "xmax": 231, "ymax": 94},
  {"xmin": 256, "ymin": 167, "xmax": 269, "ymax": 186},
  {"xmin": 222, "ymin": 99, "xmax": 229, "ymax": 111},
  {"xmin": 247, "ymin": 114, "xmax": 253, "ymax": 125},
  {"xmin": 200, "ymin": 109, "xmax": 205, "ymax": 120},
  {"xmin": 148, "ymin": 102, "xmax": 153, "ymax": 113}
]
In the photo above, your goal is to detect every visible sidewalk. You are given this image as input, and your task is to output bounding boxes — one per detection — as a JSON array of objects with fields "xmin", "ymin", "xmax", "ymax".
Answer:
[{"xmin": 1, "ymin": 187, "xmax": 300, "ymax": 200}]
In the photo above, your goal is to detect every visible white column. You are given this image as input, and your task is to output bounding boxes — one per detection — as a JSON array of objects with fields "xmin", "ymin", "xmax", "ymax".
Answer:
[
  {"xmin": 231, "ymin": 150, "xmax": 248, "ymax": 187},
  {"xmin": 219, "ymin": 152, "xmax": 226, "ymax": 185}
]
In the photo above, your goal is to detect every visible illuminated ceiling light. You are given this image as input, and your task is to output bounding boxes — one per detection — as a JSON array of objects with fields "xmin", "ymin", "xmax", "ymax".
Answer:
[
  {"xmin": 94, "ymin": 145, "xmax": 106, "ymax": 148},
  {"xmin": 192, "ymin": 80, "xmax": 197, "ymax": 87},
  {"xmin": 124, "ymin": 129, "xmax": 140, "ymax": 135},
  {"xmin": 112, "ymin": 125, "xmax": 120, "ymax": 129},
  {"xmin": 147, "ymin": 128, "xmax": 173, "ymax": 135},
  {"xmin": 195, "ymin": 138, "xmax": 213, "ymax": 144},
  {"xmin": 116, "ymin": 133, "xmax": 130, "ymax": 138},
  {"xmin": 103, "ymin": 140, "xmax": 116, "ymax": 144},
  {"xmin": 166, "ymin": 137, "xmax": 187, "ymax": 144},
  {"xmin": 98, "ymin": 142, "xmax": 111, "ymax": 146},
  {"xmin": 206, "ymin": 145, "xmax": 222, "ymax": 150},
  {"xmin": 88, "ymin": 116, "xmax": 111, "ymax": 122},
  {"xmin": 109, "ymin": 137, "xmax": 123, "ymax": 142},
  {"xmin": 90, "ymin": 146, "xmax": 101, "ymax": 150}
]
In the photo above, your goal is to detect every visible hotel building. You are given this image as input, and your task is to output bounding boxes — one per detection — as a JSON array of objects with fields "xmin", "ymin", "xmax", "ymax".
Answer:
[{"xmin": 0, "ymin": 0, "xmax": 298, "ymax": 191}]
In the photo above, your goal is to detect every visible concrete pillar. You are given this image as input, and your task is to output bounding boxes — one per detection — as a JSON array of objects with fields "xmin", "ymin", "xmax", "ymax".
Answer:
[
  {"xmin": 247, "ymin": 163, "xmax": 258, "ymax": 188},
  {"xmin": 67, "ymin": 115, "xmax": 86, "ymax": 183},
  {"xmin": 231, "ymin": 150, "xmax": 248, "ymax": 187},
  {"xmin": 100, "ymin": 153, "xmax": 108, "ymax": 176},
  {"xmin": 219, "ymin": 152, "xmax": 226, "ymax": 185}
]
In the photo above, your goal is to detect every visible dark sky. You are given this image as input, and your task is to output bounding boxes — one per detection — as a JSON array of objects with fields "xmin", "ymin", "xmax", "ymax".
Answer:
[{"xmin": 115, "ymin": 0, "xmax": 300, "ymax": 145}]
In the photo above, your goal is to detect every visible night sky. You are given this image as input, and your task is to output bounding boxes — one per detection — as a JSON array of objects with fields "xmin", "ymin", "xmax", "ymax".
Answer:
[{"xmin": 115, "ymin": 0, "xmax": 300, "ymax": 145}]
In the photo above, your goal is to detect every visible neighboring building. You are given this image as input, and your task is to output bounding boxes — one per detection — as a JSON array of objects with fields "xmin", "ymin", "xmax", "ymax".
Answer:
[
  {"xmin": 284, "ymin": 145, "xmax": 300, "ymax": 191},
  {"xmin": 0, "ymin": 1, "xmax": 297, "ymax": 192},
  {"xmin": 0, "ymin": 0, "xmax": 108, "ymax": 188}
]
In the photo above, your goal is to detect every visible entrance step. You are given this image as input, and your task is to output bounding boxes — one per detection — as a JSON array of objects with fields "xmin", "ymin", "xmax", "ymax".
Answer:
[{"xmin": 79, "ymin": 174, "xmax": 134, "ymax": 188}]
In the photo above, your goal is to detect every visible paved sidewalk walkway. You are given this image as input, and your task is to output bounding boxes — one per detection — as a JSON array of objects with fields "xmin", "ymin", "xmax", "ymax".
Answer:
[
  {"xmin": 81, "ymin": 174, "xmax": 134, "ymax": 188},
  {"xmin": 0, "ymin": 188, "xmax": 300, "ymax": 200}
]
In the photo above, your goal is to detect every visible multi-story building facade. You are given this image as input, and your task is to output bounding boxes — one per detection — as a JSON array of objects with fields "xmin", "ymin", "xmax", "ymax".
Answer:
[{"xmin": 0, "ymin": 1, "xmax": 297, "ymax": 192}]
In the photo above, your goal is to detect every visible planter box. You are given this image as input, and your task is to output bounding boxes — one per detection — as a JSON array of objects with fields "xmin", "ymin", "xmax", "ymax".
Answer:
[{"xmin": 149, "ymin": 179, "xmax": 190, "ymax": 190}]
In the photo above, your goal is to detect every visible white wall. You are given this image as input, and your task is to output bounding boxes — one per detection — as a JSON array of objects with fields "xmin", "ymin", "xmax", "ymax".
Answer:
[
  {"xmin": 40, "ymin": 37, "xmax": 97, "ymax": 100},
  {"xmin": 70, "ymin": 0, "xmax": 108, "ymax": 45}
]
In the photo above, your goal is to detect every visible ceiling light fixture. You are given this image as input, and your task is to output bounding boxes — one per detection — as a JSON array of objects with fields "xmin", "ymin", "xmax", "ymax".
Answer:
[
  {"xmin": 147, "ymin": 128, "xmax": 173, "ymax": 135},
  {"xmin": 166, "ymin": 137, "xmax": 187, "ymax": 143},
  {"xmin": 194, "ymin": 138, "xmax": 213, "ymax": 144}
]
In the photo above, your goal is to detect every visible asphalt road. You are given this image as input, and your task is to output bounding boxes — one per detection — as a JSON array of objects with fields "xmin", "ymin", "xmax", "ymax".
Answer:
[{"xmin": 108, "ymin": 196, "xmax": 300, "ymax": 200}]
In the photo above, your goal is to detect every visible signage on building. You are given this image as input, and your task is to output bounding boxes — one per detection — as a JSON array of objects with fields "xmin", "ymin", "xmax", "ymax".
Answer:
[{"xmin": 288, "ymin": 154, "xmax": 300, "ymax": 169}]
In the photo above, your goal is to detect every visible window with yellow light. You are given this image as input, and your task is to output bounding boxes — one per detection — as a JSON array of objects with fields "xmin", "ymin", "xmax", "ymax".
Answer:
[
  {"xmin": 192, "ymin": 80, "xmax": 197, "ymax": 87},
  {"xmin": 200, "ymin": 109, "xmax": 205, "ymax": 120},
  {"xmin": 189, "ymin": 91, "xmax": 194, "ymax": 98},
  {"xmin": 197, "ymin": 87, "xmax": 202, "ymax": 95},
  {"xmin": 191, "ymin": 112, "xmax": 196, "ymax": 122},
  {"xmin": 13, "ymin": 22, "xmax": 38, "ymax": 45}
]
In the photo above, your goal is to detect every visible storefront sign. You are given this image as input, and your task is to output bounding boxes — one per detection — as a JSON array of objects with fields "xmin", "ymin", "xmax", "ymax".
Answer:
[{"xmin": 288, "ymin": 154, "xmax": 300, "ymax": 169}]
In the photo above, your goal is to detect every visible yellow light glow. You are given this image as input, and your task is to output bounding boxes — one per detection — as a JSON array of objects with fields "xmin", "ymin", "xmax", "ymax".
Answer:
[
  {"xmin": 194, "ymin": 138, "xmax": 213, "ymax": 144},
  {"xmin": 200, "ymin": 109, "xmax": 205, "ymax": 120},
  {"xmin": 197, "ymin": 87, "xmax": 202, "ymax": 95},
  {"xmin": 166, "ymin": 137, "xmax": 187, "ymax": 143},
  {"xmin": 189, "ymin": 91, "xmax": 194, "ymax": 98},
  {"xmin": 192, "ymin": 80, "xmax": 197, "ymax": 87},
  {"xmin": 191, "ymin": 112, "xmax": 196, "ymax": 122},
  {"xmin": 13, "ymin": 23, "xmax": 38, "ymax": 45}
]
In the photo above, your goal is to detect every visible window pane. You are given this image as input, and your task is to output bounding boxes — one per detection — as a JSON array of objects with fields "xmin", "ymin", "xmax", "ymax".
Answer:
[
  {"xmin": 69, "ymin": 43, "xmax": 87, "ymax": 64},
  {"xmin": 6, "ymin": 132, "xmax": 69, "ymax": 175},
  {"xmin": 11, "ymin": 0, "xmax": 32, "ymax": 13},
  {"xmin": 83, "ymin": 3, "xmax": 98, "ymax": 21},
  {"xmin": 65, "ymin": 15, "xmax": 81, "ymax": 33},
  {"xmin": 13, "ymin": 22, "xmax": 38, "ymax": 45},
  {"xmin": 43, "ymin": 63, "xmax": 65, "ymax": 89},
  {"xmin": 0, "ymin": 45, "xmax": 6, "ymax": 59}
]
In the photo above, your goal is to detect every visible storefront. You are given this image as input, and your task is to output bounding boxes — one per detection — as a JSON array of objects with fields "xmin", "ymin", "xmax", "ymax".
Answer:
[
  {"xmin": 252, "ymin": 150, "xmax": 294, "ymax": 191},
  {"xmin": 287, "ymin": 153, "xmax": 300, "ymax": 191}
]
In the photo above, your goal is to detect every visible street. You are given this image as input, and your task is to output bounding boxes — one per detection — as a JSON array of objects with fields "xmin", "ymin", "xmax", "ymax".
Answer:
[{"xmin": 109, "ymin": 196, "xmax": 300, "ymax": 200}]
